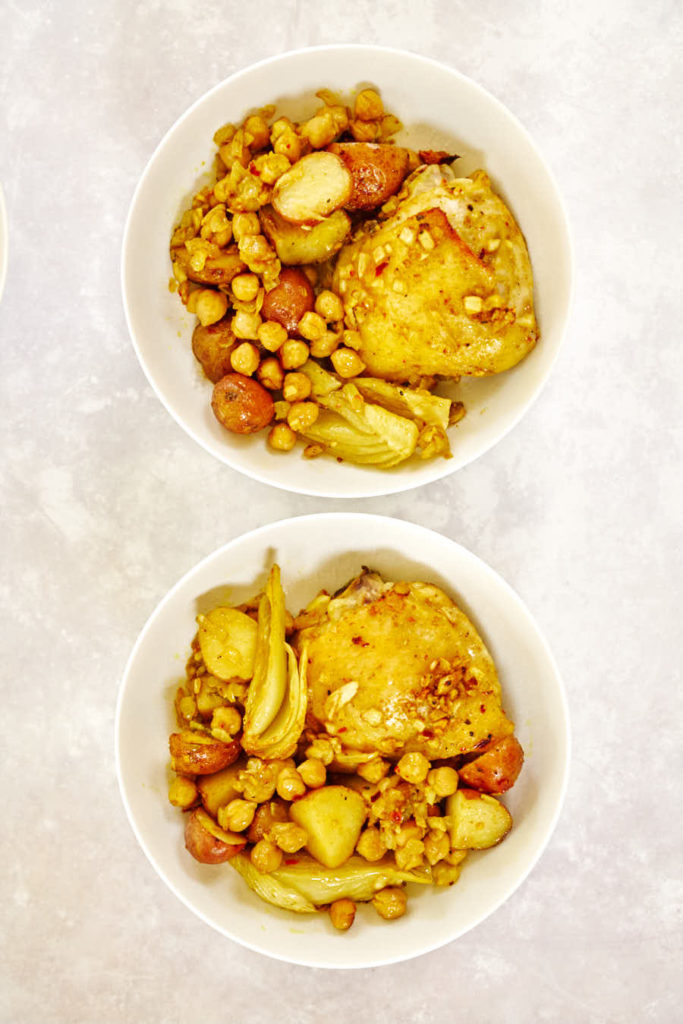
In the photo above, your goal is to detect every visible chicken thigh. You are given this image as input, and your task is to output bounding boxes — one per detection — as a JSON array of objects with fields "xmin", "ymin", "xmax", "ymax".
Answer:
[
  {"xmin": 333, "ymin": 165, "xmax": 538, "ymax": 383},
  {"xmin": 294, "ymin": 570, "xmax": 514, "ymax": 761}
]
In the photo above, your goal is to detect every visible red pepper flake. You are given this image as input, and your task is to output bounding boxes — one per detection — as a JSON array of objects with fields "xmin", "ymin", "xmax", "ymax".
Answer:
[
  {"xmin": 352, "ymin": 636, "xmax": 368, "ymax": 646},
  {"xmin": 284, "ymin": 858, "xmax": 299, "ymax": 865},
  {"xmin": 375, "ymin": 260, "xmax": 388, "ymax": 276},
  {"xmin": 390, "ymin": 810, "xmax": 403, "ymax": 824},
  {"xmin": 370, "ymin": 792, "xmax": 381, "ymax": 802},
  {"xmin": 337, "ymin": 726, "xmax": 347, "ymax": 733},
  {"xmin": 422, "ymin": 730, "xmax": 434, "ymax": 739},
  {"xmin": 480, "ymin": 704, "xmax": 486, "ymax": 713}
]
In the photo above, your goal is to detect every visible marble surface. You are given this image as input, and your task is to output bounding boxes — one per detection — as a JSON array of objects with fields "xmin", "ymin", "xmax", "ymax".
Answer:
[{"xmin": 1, "ymin": 2, "xmax": 681, "ymax": 1021}]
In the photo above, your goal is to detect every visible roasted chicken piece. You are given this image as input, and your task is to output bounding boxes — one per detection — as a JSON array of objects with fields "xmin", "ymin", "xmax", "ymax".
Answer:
[
  {"xmin": 293, "ymin": 570, "xmax": 515, "ymax": 760},
  {"xmin": 333, "ymin": 165, "xmax": 538, "ymax": 382}
]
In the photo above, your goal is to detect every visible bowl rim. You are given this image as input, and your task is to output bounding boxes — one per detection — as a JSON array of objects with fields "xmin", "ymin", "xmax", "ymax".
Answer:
[
  {"xmin": 121, "ymin": 44, "xmax": 574, "ymax": 499},
  {"xmin": 115, "ymin": 512, "xmax": 571, "ymax": 967}
]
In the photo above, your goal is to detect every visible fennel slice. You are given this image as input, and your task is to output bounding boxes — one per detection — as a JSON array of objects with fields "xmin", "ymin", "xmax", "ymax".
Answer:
[{"xmin": 243, "ymin": 565, "xmax": 288, "ymax": 739}]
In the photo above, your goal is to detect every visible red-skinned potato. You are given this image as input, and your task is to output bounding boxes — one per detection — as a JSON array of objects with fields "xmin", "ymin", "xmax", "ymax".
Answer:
[
  {"xmin": 169, "ymin": 730, "xmax": 241, "ymax": 775},
  {"xmin": 184, "ymin": 807, "xmax": 247, "ymax": 864},
  {"xmin": 211, "ymin": 373, "xmax": 275, "ymax": 434},
  {"xmin": 261, "ymin": 268, "xmax": 314, "ymax": 334},
  {"xmin": 458, "ymin": 735, "xmax": 524, "ymax": 794},
  {"xmin": 192, "ymin": 319, "xmax": 236, "ymax": 383},
  {"xmin": 327, "ymin": 142, "xmax": 410, "ymax": 210}
]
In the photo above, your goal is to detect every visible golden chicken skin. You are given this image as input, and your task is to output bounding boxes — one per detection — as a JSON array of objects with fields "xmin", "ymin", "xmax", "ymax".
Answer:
[
  {"xmin": 333, "ymin": 165, "xmax": 538, "ymax": 383},
  {"xmin": 293, "ymin": 570, "xmax": 515, "ymax": 761}
]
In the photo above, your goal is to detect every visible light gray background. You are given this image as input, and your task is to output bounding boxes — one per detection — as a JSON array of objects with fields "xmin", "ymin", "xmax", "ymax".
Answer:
[{"xmin": 1, "ymin": 1, "xmax": 681, "ymax": 1022}]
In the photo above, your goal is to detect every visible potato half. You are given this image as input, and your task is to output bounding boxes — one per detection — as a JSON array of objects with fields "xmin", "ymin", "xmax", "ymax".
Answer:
[{"xmin": 272, "ymin": 151, "xmax": 352, "ymax": 224}]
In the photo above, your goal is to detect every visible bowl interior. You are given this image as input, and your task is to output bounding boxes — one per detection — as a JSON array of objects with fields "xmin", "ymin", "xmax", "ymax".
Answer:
[
  {"xmin": 116, "ymin": 514, "xmax": 569, "ymax": 968},
  {"xmin": 122, "ymin": 46, "xmax": 572, "ymax": 497}
]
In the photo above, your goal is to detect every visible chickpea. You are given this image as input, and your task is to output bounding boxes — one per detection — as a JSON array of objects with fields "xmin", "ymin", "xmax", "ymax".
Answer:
[
  {"xmin": 195, "ymin": 289, "xmax": 228, "ymax": 327},
  {"xmin": 239, "ymin": 233, "xmax": 275, "ymax": 263},
  {"xmin": 356, "ymin": 827, "xmax": 387, "ymax": 863},
  {"xmin": 350, "ymin": 119, "xmax": 379, "ymax": 143},
  {"xmin": 305, "ymin": 738, "xmax": 335, "ymax": 766},
  {"xmin": 282, "ymin": 372, "xmax": 312, "ymax": 403},
  {"xmin": 314, "ymin": 290, "xmax": 344, "ymax": 323},
  {"xmin": 251, "ymin": 151, "xmax": 291, "ymax": 184},
  {"xmin": 357, "ymin": 758, "xmax": 390, "ymax": 783},
  {"xmin": 431, "ymin": 862, "xmax": 463, "ymax": 887},
  {"xmin": 273, "ymin": 125, "xmax": 302, "ymax": 163},
  {"xmin": 424, "ymin": 830, "xmax": 450, "ymax": 866},
  {"xmin": 395, "ymin": 838, "xmax": 425, "ymax": 871},
  {"xmin": 372, "ymin": 887, "xmax": 407, "ymax": 920},
  {"xmin": 354, "ymin": 88, "xmax": 384, "ymax": 122},
  {"xmin": 297, "ymin": 311, "xmax": 326, "ymax": 342},
  {"xmin": 330, "ymin": 347, "xmax": 366, "ymax": 379},
  {"xmin": 276, "ymin": 766, "xmax": 306, "ymax": 801},
  {"xmin": 297, "ymin": 758, "xmax": 326, "ymax": 789},
  {"xmin": 309, "ymin": 330, "xmax": 341, "ymax": 359},
  {"xmin": 300, "ymin": 110, "xmax": 337, "ymax": 150},
  {"xmin": 258, "ymin": 357, "xmax": 285, "ymax": 391},
  {"xmin": 210, "ymin": 706, "xmax": 242, "ymax": 737},
  {"xmin": 168, "ymin": 775, "xmax": 198, "ymax": 809},
  {"xmin": 218, "ymin": 798, "xmax": 257, "ymax": 833},
  {"xmin": 250, "ymin": 839, "xmax": 283, "ymax": 874},
  {"xmin": 341, "ymin": 329, "xmax": 362, "ymax": 351},
  {"xmin": 258, "ymin": 320, "xmax": 288, "ymax": 352},
  {"xmin": 232, "ymin": 212, "xmax": 260, "ymax": 239},
  {"xmin": 231, "ymin": 273, "xmax": 261, "ymax": 302},
  {"xmin": 268, "ymin": 422, "xmax": 297, "ymax": 452},
  {"xmin": 243, "ymin": 114, "xmax": 270, "ymax": 151},
  {"xmin": 280, "ymin": 339, "xmax": 310, "ymax": 370},
  {"xmin": 247, "ymin": 799, "xmax": 290, "ymax": 843},
  {"xmin": 427, "ymin": 766, "xmax": 459, "ymax": 798},
  {"xmin": 287, "ymin": 401, "xmax": 319, "ymax": 433},
  {"xmin": 267, "ymin": 822, "xmax": 308, "ymax": 853},
  {"xmin": 230, "ymin": 341, "xmax": 260, "ymax": 376},
  {"xmin": 232, "ymin": 311, "xmax": 262, "ymax": 341},
  {"xmin": 329, "ymin": 898, "xmax": 356, "ymax": 931},
  {"xmin": 396, "ymin": 752, "xmax": 430, "ymax": 785}
]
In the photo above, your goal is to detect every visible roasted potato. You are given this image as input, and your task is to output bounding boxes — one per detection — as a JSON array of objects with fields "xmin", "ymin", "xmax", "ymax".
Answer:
[
  {"xmin": 191, "ymin": 318, "xmax": 236, "ymax": 383},
  {"xmin": 169, "ymin": 730, "xmax": 241, "ymax": 775},
  {"xmin": 447, "ymin": 789, "xmax": 512, "ymax": 850},
  {"xmin": 172, "ymin": 244, "xmax": 245, "ymax": 287},
  {"xmin": 197, "ymin": 763, "xmax": 244, "ymax": 816},
  {"xmin": 272, "ymin": 151, "xmax": 352, "ymax": 224},
  {"xmin": 458, "ymin": 735, "xmax": 524, "ymax": 794},
  {"xmin": 289, "ymin": 785, "xmax": 367, "ymax": 868},
  {"xmin": 184, "ymin": 807, "xmax": 246, "ymax": 864},
  {"xmin": 247, "ymin": 798, "xmax": 290, "ymax": 843},
  {"xmin": 198, "ymin": 606, "xmax": 258, "ymax": 681},
  {"xmin": 211, "ymin": 373, "xmax": 275, "ymax": 434},
  {"xmin": 327, "ymin": 142, "xmax": 410, "ymax": 210},
  {"xmin": 261, "ymin": 267, "xmax": 314, "ymax": 334},
  {"xmin": 260, "ymin": 206, "xmax": 351, "ymax": 265}
]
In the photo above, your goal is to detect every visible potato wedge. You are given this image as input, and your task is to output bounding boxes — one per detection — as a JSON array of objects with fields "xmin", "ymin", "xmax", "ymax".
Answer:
[
  {"xmin": 289, "ymin": 785, "xmax": 367, "ymax": 868},
  {"xmin": 447, "ymin": 789, "xmax": 512, "ymax": 850},
  {"xmin": 184, "ymin": 807, "xmax": 246, "ymax": 864},
  {"xmin": 169, "ymin": 730, "xmax": 241, "ymax": 775},
  {"xmin": 458, "ymin": 735, "xmax": 524, "ymax": 794},
  {"xmin": 191, "ymin": 318, "xmax": 236, "ymax": 383},
  {"xmin": 260, "ymin": 206, "xmax": 351, "ymax": 265},
  {"xmin": 327, "ymin": 142, "xmax": 410, "ymax": 210},
  {"xmin": 198, "ymin": 606, "xmax": 258, "ymax": 681},
  {"xmin": 272, "ymin": 151, "xmax": 352, "ymax": 224},
  {"xmin": 197, "ymin": 762, "xmax": 244, "ymax": 816}
]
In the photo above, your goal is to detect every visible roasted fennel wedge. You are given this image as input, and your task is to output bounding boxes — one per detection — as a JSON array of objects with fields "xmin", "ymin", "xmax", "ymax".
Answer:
[
  {"xmin": 242, "ymin": 565, "xmax": 307, "ymax": 759},
  {"xmin": 231, "ymin": 852, "xmax": 430, "ymax": 913}
]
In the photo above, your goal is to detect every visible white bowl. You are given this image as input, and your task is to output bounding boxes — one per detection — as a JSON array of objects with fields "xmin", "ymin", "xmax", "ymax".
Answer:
[
  {"xmin": 116, "ymin": 514, "xmax": 570, "ymax": 968},
  {"xmin": 122, "ymin": 46, "xmax": 572, "ymax": 498}
]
